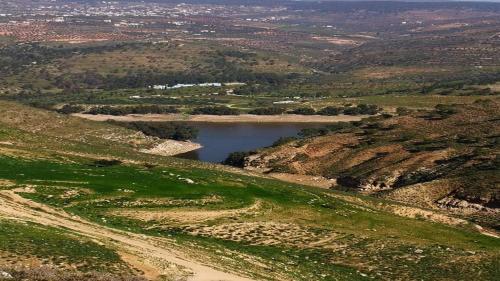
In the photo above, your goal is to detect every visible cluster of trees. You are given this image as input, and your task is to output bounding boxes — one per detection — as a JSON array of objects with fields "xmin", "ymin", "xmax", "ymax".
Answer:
[
  {"xmin": 86, "ymin": 105, "xmax": 179, "ymax": 116},
  {"xmin": 421, "ymin": 72, "xmax": 500, "ymax": 94},
  {"xmin": 217, "ymin": 50, "xmax": 257, "ymax": 60},
  {"xmin": 110, "ymin": 121, "xmax": 198, "ymax": 141},
  {"xmin": 424, "ymin": 104, "xmax": 459, "ymax": 120},
  {"xmin": 222, "ymin": 151, "xmax": 255, "ymax": 167},
  {"xmin": 57, "ymin": 104, "xmax": 85, "ymax": 114},
  {"xmin": 68, "ymin": 67, "xmax": 287, "ymax": 90},
  {"xmin": 296, "ymin": 122, "xmax": 358, "ymax": 138},
  {"xmin": 317, "ymin": 106, "xmax": 342, "ymax": 116},
  {"xmin": 343, "ymin": 104, "xmax": 380, "ymax": 115},
  {"xmin": 187, "ymin": 104, "xmax": 381, "ymax": 117},
  {"xmin": 191, "ymin": 106, "xmax": 240, "ymax": 115},
  {"xmin": 289, "ymin": 107, "xmax": 316, "ymax": 115},
  {"xmin": 288, "ymin": 104, "xmax": 381, "ymax": 116}
]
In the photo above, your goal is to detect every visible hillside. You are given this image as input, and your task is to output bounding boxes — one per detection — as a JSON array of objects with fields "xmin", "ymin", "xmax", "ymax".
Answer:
[
  {"xmin": 245, "ymin": 100, "xmax": 500, "ymax": 230},
  {"xmin": 0, "ymin": 102, "xmax": 499, "ymax": 280}
]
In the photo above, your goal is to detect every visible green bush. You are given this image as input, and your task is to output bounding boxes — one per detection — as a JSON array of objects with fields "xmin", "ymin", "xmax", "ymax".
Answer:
[
  {"xmin": 317, "ymin": 106, "xmax": 342, "ymax": 116},
  {"xmin": 223, "ymin": 151, "xmax": 254, "ymax": 167},
  {"xmin": 57, "ymin": 104, "xmax": 85, "ymax": 114},
  {"xmin": 191, "ymin": 106, "xmax": 240, "ymax": 115},
  {"xmin": 290, "ymin": 107, "xmax": 316, "ymax": 115},
  {"xmin": 86, "ymin": 105, "xmax": 178, "ymax": 115}
]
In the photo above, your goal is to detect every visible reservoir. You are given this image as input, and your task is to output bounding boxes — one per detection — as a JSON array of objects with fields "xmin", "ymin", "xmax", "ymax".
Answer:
[{"xmin": 176, "ymin": 122, "xmax": 324, "ymax": 163}]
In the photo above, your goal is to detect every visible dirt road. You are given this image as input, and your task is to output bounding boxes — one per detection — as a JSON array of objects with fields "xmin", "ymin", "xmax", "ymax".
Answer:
[
  {"xmin": 73, "ymin": 113, "xmax": 366, "ymax": 123},
  {"xmin": 0, "ymin": 190, "xmax": 256, "ymax": 281}
]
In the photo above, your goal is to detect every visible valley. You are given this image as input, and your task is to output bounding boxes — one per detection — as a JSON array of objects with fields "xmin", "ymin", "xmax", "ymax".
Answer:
[{"xmin": 0, "ymin": 0, "xmax": 499, "ymax": 280}]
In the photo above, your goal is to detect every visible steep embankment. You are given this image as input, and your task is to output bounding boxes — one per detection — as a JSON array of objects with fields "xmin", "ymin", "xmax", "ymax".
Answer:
[{"xmin": 245, "ymin": 100, "xmax": 500, "ymax": 229}]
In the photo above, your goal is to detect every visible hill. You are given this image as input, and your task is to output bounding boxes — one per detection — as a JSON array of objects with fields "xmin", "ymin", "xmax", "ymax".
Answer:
[
  {"xmin": 244, "ymin": 100, "xmax": 500, "ymax": 230},
  {"xmin": 0, "ymin": 102, "xmax": 499, "ymax": 280}
]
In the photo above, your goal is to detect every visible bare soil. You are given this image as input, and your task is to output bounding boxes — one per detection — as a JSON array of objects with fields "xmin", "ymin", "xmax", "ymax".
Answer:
[{"xmin": 73, "ymin": 113, "xmax": 366, "ymax": 123}]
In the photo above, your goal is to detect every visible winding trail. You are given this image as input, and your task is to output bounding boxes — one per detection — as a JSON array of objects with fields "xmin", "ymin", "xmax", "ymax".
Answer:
[{"xmin": 0, "ymin": 190, "xmax": 256, "ymax": 281}]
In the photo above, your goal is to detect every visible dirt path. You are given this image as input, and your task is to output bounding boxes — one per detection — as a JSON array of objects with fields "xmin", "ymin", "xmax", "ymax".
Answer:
[
  {"xmin": 0, "ymin": 190, "xmax": 256, "ymax": 281},
  {"xmin": 73, "ymin": 113, "xmax": 366, "ymax": 123}
]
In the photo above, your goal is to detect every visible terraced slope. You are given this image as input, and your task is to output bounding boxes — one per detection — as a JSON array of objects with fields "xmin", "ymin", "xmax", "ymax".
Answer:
[
  {"xmin": 0, "ymin": 101, "xmax": 499, "ymax": 281},
  {"xmin": 245, "ymin": 100, "xmax": 500, "ymax": 231}
]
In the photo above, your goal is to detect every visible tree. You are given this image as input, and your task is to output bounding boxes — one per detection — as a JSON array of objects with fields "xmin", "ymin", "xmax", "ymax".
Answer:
[{"xmin": 290, "ymin": 107, "xmax": 316, "ymax": 115}]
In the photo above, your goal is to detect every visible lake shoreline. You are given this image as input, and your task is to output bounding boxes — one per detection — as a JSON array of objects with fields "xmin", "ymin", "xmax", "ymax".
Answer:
[{"xmin": 73, "ymin": 113, "xmax": 366, "ymax": 123}]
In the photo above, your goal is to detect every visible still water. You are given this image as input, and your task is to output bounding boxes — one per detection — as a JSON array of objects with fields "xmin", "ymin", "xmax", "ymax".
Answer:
[{"xmin": 176, "ymin": 122, "xmax": 325, "ymax": 163}]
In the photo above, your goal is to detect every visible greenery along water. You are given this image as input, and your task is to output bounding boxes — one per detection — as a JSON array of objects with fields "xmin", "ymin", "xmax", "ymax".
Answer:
[{"xmin": 176, "ymin": 122, "xmax": 324, "ymax": 163}]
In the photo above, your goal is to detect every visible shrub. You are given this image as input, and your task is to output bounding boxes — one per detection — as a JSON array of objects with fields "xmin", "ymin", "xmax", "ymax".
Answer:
[
  {"xmin": 325, "ymin": 122, "xmax": 354, "ymax": 132},
  {"xmin": 396, "ymin": 107, "xmax": 411, "ymax": 116},
  {"xmin": 343, "ymin": 104, "xmax": 381, "ymax": 115},
  {"xmin": 317, "ymin": 106, "xmax": 342, "ymax": 116},
  {"xmin": 289, "ymin": 107, "xmax": 316, "ymax": 115},
  {"xmin": 424, "ymin": 104, "xmax": 459, "ymax": 120},
  {"xmin": 271, "ymin": 136, "xmax": 298, "ymax": 147},
  {"xmin": 86, "ymin": 105, "xmax": 178, "ymax": 115},
  {"xmin": 223, "ymin": 151, "xmax": 254, "ymax": 167},
  {"xmin": 57, "ymin": 104, "xmax": 85, "ymax": 114},
  {"xmin": 298, "ymin": 128, "xmax": 330, "ymax": 138},
  {"xmin": 342, "ymin": 106, "xmax": 361, "ymax": 115},
  {"xmin": 93, "ymin": 159, "xmax": 122, "ymax": 167},
  {"xmin": 191, "ymin": 106, "xmax": 240, "ymax": 115}
]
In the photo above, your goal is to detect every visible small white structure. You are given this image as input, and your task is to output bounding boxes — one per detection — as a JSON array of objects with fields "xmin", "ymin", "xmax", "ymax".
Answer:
[{"xmin": 273, "ymin": 100, "xmax": 296, "ymax": 105}]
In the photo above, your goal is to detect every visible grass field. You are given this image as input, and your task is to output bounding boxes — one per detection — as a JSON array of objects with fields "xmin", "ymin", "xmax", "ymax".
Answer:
[
  {"xmin": 0, "ymin": 219, "xmax": 131, "ymax": 273},
  {"xmin": 0, "ymin": 153, "xmax": 499, "ymax": 280}
]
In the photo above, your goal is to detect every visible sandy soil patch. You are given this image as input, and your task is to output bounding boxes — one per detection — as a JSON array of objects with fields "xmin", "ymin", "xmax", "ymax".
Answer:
[
  {"xmin": 0, "ymin": 179, "xmax": 16, "ymax": 188},
  {"xmin": 182, "ymin": 222, "xmax": 340, "ymax": 248},
  {"xmin": 415, "ymin": 23, "xmax": 470, "ymax": 32},
  {"xmin": 267, "ymin": 173, "xmax": 335, "ymax": 189},
  {"xmin": 389, "ymin": 205, "xmax": 468, "ymax": 226},
  {"xmin": 355, "ymin": 67, "xmax": 449, "ymax": 79},
  {"xmin": 312, "ymin": 36, "xmax": 362, "ymax": 46},
  {"xmin": 486, "ymin": 83, "xmax": 500, "ymax": 92},
  {"xmin": 73, "ymin": 113, "xmax": 366, "ymax": 123},
  {"xmin": 111, "ymin": 200, "xmax": 264, "ymax": 223},
  {"xmin": 139, "ymin": 140, "xmax": 202, "ymax": 156}
]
